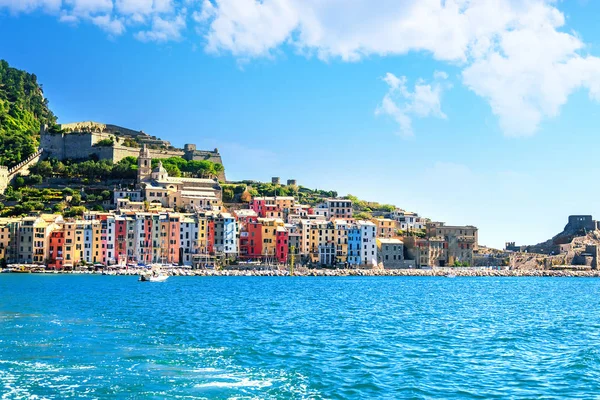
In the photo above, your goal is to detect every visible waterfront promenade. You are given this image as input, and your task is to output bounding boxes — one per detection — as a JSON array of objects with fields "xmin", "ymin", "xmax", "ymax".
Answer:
[{"xmin": 5, "ymin": 267, "xmax": 600, "ymax": 278}]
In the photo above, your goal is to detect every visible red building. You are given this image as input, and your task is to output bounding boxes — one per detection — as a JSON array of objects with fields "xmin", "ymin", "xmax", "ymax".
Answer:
[
  {"xmin": 240, "ymin": 221, "xmax": 263, "ymax": 260},
  {"xmin": 48, "ymin": 231, "xmax": 65, "ymax": 270},
  {"xmin": 250, "ymin": 198, "xmax": 267, "ymax": 217},
  {"xmin": 115, "ymin": 218, "xmax": 128, "ymax": 265},
  {"xmin": 276, "ymin": 227, "xmax": 289, "ymax": 264},
  {"xmin": 206, "ymin": 220, "xmax": 215, "ymax": 255}
]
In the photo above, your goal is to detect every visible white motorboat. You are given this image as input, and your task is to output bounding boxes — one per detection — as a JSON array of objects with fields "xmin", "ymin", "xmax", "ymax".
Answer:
[
  {"xmin": 139, "ymin": 273, "xmax": 169, "ymax": 282},
  {"xmin": 139, "ymin": 265, "xmax": 169, "ymax": 282}
]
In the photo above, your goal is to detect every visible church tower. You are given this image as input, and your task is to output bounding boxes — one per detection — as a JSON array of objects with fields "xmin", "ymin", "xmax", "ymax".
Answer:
[{"xmin": 137, "ymin": 144, "xmax": 151, "ymax": 183}]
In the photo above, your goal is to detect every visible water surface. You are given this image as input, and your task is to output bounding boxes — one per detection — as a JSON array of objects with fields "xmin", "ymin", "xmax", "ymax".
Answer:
[{"xmin": 1, "ymin": 275, "xmax": 600, "ymax": 399}]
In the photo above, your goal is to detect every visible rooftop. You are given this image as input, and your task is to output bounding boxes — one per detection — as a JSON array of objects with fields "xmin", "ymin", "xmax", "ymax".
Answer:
[{"xmin": 378, "ymin": 238, "xmax": 404, "ymax": 244}]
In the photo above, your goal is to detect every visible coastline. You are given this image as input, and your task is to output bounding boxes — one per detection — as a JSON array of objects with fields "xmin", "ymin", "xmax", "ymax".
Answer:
[{"xmin": 4, "ymin": 268, "xmax": 600, "ymax": 278}]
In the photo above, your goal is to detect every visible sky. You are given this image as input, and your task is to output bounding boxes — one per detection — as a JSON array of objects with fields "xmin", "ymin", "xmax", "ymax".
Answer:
[{"xmin": 1, "ymin": 0, "xmax": 600, "ymax": 249}]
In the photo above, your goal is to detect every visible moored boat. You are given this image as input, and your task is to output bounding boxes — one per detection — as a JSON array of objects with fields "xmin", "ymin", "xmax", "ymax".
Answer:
[
  {"xmin": 139, "ymin": 265, "xmax": 169, "ymax": 282},
  {"xmin": 139, "ymin": 273, "xmax": 169, "ymax": 282}
]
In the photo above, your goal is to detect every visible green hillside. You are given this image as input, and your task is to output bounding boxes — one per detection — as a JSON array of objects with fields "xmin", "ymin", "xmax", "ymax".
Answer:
[{"xmin": 0, "ymin": 59, "xmax": 57, "ymax": 168}]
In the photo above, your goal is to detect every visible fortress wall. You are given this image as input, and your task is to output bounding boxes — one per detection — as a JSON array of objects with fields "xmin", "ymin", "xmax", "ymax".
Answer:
[
  {"xmin": 184, "ymin": 149, "xmax": 226, "ymax": 181},
  {"xmin": 64, "ymin": 133, "xmax": 96, "ymax": 159},
  {"xmin": 0, "ymin": 167, "xmax": 8, "ymax": 194},
  {"xmin": 111, "ymin": 145, "xmax": 185, "ymax": 163},
  {"xmin": 41, "ymin": 130, "xmax": 227, "ymax": 181},
  {"xmin": 188, "ymin": 151, "xmax": 224, "ymax": 165},
  {"xmin": 40, "ymin": 132, "xmax": 67, "ymax": 160}
]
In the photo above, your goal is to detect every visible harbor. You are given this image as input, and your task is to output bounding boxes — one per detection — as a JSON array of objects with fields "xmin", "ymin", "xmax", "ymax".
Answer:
[{"xmin": 3, "ymin": 264, "xmax": 600, "ymax": 278}]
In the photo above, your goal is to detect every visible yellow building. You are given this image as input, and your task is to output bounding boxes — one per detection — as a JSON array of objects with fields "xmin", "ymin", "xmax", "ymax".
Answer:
[
  {"xmin": 274, "ymin": 197, "xmax": 295, "ymax": 212},
  {"xmin": 308, "ymin": 221, "xmax": 335, "ymax": 264},
  {"xmin": 333, "ymin": 219, "xmax": 349, "ymax": 264},
  {"xmin": 372, "ymin": 218, "xmax": 398, "ymax": 238},
  {"xmin": 0, "ymin": 218, "xmax": 16, "ymax": 261},
  {"xmin": 91, "ymin": 219, "xmax": 103, "ymax": 263},
  {"xmin": 259, "ymin": 218, "xmax": 284, "ymax": 259},
  {"xmin": 63, "ymin": 220, "xmax": 85, "ymax": 267},
  {"xmin": 32, "ymin": 215, "xmax": 62, "ymax": 264}
]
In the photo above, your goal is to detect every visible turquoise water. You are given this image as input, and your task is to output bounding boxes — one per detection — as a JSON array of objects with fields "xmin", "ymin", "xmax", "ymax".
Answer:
[{"xmin": 1, "ymin": 276, "xmax": 600, "ymax": 399}]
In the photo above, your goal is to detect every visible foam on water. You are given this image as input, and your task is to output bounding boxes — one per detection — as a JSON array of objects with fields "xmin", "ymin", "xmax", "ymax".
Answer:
[{"xmin": 3, "ymin": 275, "xmax": 600, "ymax": 398}]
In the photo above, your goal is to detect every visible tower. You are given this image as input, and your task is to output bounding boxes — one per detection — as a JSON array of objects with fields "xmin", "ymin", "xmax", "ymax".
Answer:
[
  {"xmin": 137, "ymin": 145, "xmax": 151, "ymax": 183},
  {"xmin": 151, "ymin": 161, "xmax": 168, "ymax": 181}
]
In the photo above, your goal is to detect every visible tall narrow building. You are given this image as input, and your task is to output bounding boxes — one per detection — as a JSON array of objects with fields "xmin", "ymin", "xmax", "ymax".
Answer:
[{"xmin": 137, "ymin": 144, "xmax": 152, "ymax": 183}]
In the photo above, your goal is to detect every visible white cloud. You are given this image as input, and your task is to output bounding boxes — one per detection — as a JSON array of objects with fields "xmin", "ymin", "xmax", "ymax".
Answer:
[
  {"xmin": 0, "ymin": 0, "xmax": 61, "ymax": 13},
  {"xmin": 135, "ymin": 13, "xmax": 186, "ymax": 42},
  {"xmin": 0, "ymin": 0, "xmax": 182, "ymax": 42},
  {"xmin": 2, "ymin": 0, "xmax": 600, "ymax": 135},
  {"xmin": 191, "ymin": 0, "xmax": 214, "ymax": 23},
  {"xmin": 115, "ymin": 0, "xmax": 172, "ymax": 16},
  {"xmin": 197, "ymin": 0, "xmax": 600, "ymax": 137},
  {"xmin": 462, "ymin": 4, "xmax": 600, "ymax": 136},
  {"xmin": 59, "ymin": 12, "xmax": 79, "ymax": 23},
  {"xmin": 91, "ymin": 14, "xmax": 126, "ymax": 35},
  {"xmin": 376, "ymin": 72, "xmax": 449, "ymax": 138},
  {"xmin": 65, "ymin": 0, "xmax": 112, "ymax": 16}
]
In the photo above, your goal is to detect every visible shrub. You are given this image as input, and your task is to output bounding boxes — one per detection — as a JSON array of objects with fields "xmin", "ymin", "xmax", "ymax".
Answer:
[{"xmin": 93, "ymin": 139, "xmax": 114, "ymax": 147}]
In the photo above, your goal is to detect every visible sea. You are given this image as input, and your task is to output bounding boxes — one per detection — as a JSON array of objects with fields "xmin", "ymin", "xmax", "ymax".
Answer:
[{"xmin": 1, "ymin": 275, "xmax": 600, "ymax": 399}]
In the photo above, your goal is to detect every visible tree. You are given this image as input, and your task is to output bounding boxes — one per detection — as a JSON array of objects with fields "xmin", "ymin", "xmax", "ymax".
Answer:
[
  {"xmin": 62, "ymin": 187, "xmax": 74, "ymax": 197},
  {"xmin": 0, "ymin": 60, "xmax": 57, "ymax": 168},
  {"xmin": 52, "ymin": 161, "xmax": 66, "ymax": 176},
  {"xmin": 101, "ymin": 190, "xmax": 111, "ymax": 199},
  {"xmin": 93, "ymin": 138, "xmax": 114, "ymax": 147},
  {"xmin": 164, "ymin": 164, "xmax": 181, "ymax": 177},
  {"xmin": 52, "ymin": 202, "xmax": 66, "ymax": 213},
  {"xmin": 70, "ymin": 193, "xmax": 82, "ymax": 206},
  {"xmin": 64, "ymin": 206, "xmax": 86, "ymax": 218},
  {"xmin": 223, "ymin": 187, "xmax": 235, "ymax": 203},
  {"xmin": 240, "ymin": 191, "xmax": 252, "ymax": 203},
  {"xmin": 112, "ymin": 157, "xmax": 137, "ymax": 179},
  {"xmin": 26, "ymin": 174, "xmax": 42, "ymax": 185},
  {"xmin": 234, "ymin": 185, "xmax": 247, "ymax": 194},
  {"xmin": 30, "ymin": 160, "xmax": 53, "ymax": 177},
  {"xmin": 13, "ymin": 176, "xmax": 25, "ymax": 188},
  {"xmin": 6, "ymin": 191, "xmax": 22, "ymax": 202}
]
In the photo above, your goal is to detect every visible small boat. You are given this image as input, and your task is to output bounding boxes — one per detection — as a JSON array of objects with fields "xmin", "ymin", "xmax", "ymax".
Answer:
[
  {"xmin": 139, "ymin": 264, "xmax": 169, "ymax": 282},
  {"xmin": 445, "ymin": 273, "xmax": 456, "ymax": 278},
  {"xmin": 139, "ymin": 273, "xmax": 169, "ymax": 282}
]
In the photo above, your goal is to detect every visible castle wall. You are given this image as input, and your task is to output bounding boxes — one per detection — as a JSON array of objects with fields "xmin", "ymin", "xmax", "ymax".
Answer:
[
  {"xmin": 183, "ymin": 149, "xmax": 226, "ymax": 181},
  {"xmin": 0, "ymin": 150, "xmax": 43, "ymax": 194},
  {"xmin": 567, "ymin": 215, "xmax": 596, "ymax": 232},
  {"xmin": 41, "ymin": 130, "xmax": 227, "ymax": 182},
  {"xmin": 0, "ymin": 167, "xmax": 8, "ymax": 194},
  {"xmin": 111, "ymin": 145, "xmax": 185, "ymax": 163}
]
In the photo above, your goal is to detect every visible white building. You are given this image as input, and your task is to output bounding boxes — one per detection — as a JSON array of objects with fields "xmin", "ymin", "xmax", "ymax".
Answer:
[
  {"xmin": 357, "ymin": 220, "xmax": 377, "ymax": 266},
  {"xmin": 106, "ymin": 215, "xmax": 115, "ymax": 264},
  {"xmin": 113, "ymin": 189, "xmax": 142, "ymax": 204},
  {"xmin": 180, "ymin": 215, "xmax": 198, "ymax": 266},
  {"xmin": 392, "ymin": 209, "xmax": 426, "ymax": 230},
  {"xmin": 315, "ymin": 198, "xmax": 354, "ymax": 220},
  {"xmin": 214, "ymin": 213, "xmax": 238, "ymax": 256}
]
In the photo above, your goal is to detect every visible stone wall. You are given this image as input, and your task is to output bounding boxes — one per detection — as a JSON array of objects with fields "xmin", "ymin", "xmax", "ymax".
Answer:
[
  {"xmin": 41, "ymin": 128, "xmax": 226, "ymax": 181},
  {"xmin": 0, "ymin": 149, "xmax": 44, "ymax": 194},
  {"xmin": 0, "ymin": 166, "xmax": 8, "ymax": 194},
  {"xmin": 567, "ymin": 215, "xmax": 596, "ymax": 232}
]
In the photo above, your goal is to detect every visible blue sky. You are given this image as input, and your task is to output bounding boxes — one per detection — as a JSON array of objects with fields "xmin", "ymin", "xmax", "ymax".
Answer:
[{"xmin": 1, "ymin": 0, "xmax": 600, "ymax": 249}]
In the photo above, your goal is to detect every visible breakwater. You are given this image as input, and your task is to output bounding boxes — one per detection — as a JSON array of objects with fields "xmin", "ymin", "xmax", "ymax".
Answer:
[{"xmin": 8, "ymin": 267, "xmax": 600, "ymax": 277}]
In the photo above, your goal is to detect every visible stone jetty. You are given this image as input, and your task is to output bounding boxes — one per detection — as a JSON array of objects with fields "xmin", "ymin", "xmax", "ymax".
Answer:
[{"xmin": 12, "ymin": 267, "xmax": 600, "ymax": 278}]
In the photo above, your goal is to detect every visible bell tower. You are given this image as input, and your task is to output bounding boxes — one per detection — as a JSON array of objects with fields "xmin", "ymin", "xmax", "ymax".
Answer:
[{"xmin": 137, "ymin": 144, "xmax": 151, "ymax": 183}]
